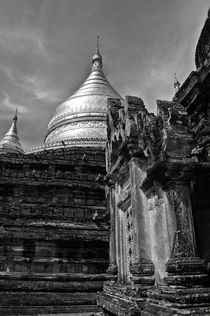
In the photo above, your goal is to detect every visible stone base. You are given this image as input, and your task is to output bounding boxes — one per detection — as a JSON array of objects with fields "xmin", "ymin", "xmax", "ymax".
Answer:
[
  {"xmin": 0, "ymin": 307, "xmax": 100, "ymax": 316},
  {"xmin": 0, "ymin": 272, "xmax": 107, "ymax": 315},
  {"xmin": 0, "ymin": 296, "xmax": 100, "ymax": 315},
  {"xmin": 142, "ymin": 286, "xmax": 210, "ymax": 315},
  {"xmin": 97, "ymin": 282, "xmax": 152, "ymax": 316},
  {"xmin": 165, "ymin": 257, "xmax": 209, "ymax": 287}
]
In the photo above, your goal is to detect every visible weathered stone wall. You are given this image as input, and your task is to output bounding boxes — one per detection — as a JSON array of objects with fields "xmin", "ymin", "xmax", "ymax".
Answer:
[
  {"xmin": 0, "ymin": 147, "xmax": 109, "ymax": 315},
  {"xmin": 98, "ymin": 93, "xmax": 210, "ymax": 315}
]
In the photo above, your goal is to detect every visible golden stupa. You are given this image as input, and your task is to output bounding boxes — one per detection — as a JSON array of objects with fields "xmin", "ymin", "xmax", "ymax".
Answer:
[{"xmin": 45, "ymin": 39, "xmax": 122, "ymax": 147}]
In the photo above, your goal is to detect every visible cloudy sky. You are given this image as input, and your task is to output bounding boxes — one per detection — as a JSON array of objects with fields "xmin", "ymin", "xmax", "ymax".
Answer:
[{"xmin": 0, "ymin": 0, "xmax": 209, "ymax": 149}]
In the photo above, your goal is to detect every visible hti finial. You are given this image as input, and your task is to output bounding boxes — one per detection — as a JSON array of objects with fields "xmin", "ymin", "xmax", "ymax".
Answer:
[
  {"xmin": 96, "ymin": 35, "xmax": 100, "ymax": 54},
  {"xmin": 174, "ymin": 73, "xmax": 181, "ymax": 93},
  {"xmin": 92, "ymin": 35, "xmax": 102, "ymax": 70},
  {"xmin": 13, "ymin": 107, "xmax": 18, "ymax": 121}
]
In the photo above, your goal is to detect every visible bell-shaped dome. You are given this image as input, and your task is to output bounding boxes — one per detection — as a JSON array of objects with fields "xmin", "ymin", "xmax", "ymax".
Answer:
[
  {"xmin": 0, "ymin": 110, "xmax": 24, "ymax": 154},
  {"xmin": 45, "ymin": 47, "xmax": 122, "ymax": 147}
]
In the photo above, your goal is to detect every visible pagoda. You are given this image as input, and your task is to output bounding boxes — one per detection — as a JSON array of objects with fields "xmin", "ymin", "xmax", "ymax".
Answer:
[
  {"xmin": 0, "ymin": 43, "xmax": 122, "ymax": 315},
  {"xmin": 45, "ymin": 37, "xmax": 121, "ymax": 148},
  {"xmin": 0, "ymin": 110, "xmax": 24, "ymax": 155}
]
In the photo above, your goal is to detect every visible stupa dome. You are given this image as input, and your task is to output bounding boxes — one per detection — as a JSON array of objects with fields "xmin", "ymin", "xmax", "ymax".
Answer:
[{"xmin": 45, "ymin": 45, "xmax": 122, "ymax": 148}]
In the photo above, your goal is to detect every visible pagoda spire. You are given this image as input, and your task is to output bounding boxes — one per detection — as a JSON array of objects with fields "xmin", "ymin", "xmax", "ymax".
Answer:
[
  {"xmin": 0, "ymin": 108, "xmax": 24, "ymax": 154},
  {"xmin": 96, "ymin": 35, "xmax": 100, "ymax": 54},
  {"xmin": 92, "ymin": 35, "xmax": 103, "ymax": 71},
  {"xmin": 174, "ymin": 73, "xmax": 181, "ymax": 93}
]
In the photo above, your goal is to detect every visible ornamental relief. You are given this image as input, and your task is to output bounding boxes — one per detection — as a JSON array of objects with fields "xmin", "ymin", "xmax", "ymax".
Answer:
[
  {"xmin": 167, "ymin": 185, "xmax": 196, "ymax": 258},
  {"xmin": 147, "ymin": 184, "xmax": 164, "ymax": 211},
  {"xmin": 67, "ymin": 103, "xmax": 106, "ymax": 113},
  {"xmin": 126, "ymin": 207, "xmax": 135, "ymax": 268},
  {"xmin": 0, "ymin": 204, "xmax": 100, "ymax": 222},
  {"xmin": 148, "ymin": 195, "xmax": 164, "ymax": 211},
  {"xmin": 117, "ymin": 193, "xmax": 135, "ymax": 281},
  {"xmin": 0, "ymin": 165, "xmax": 100, "ymax": 182},
  {"xmin": 48, "ymin": 121, "xmax": 106, "ymax": 139},
  {"xmin": 48, "ymin": 104, "xmax": 107, "ymax": 127}
]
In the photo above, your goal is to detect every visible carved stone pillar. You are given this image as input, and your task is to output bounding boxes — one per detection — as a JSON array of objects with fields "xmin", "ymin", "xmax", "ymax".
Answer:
[
  {"xmin": 165, "ymin": 182, "xmax": 208, "ymax": 287},
  {"xmin": 98, "ymin": 156, "xmax": 155, "ymax": 315},
  {"xmin": 116, "ymin": 183, "xmax": 131, "ymax": 284},
  {"xmin": 129, "ymin": 158, "xmax": 154, "ymax": 287},
  {"xmin": 106, "ymin": 183, "xmax": 117, "ymax": 280},
  {"xmin": 143, "ymin": 181, "xmax": 210, "ymax": 316}
]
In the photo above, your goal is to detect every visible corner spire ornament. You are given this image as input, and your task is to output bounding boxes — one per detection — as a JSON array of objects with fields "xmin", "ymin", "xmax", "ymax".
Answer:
[
  {"xmin": 174, "ymin": 73, "xmax": 181, "ymax": 93},
  {"xmin": 0, "ymin": 108, "xmax": 24, "ymax": 154}
]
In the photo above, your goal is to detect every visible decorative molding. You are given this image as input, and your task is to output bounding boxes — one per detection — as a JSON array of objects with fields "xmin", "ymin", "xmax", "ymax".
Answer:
[
  {"xmin": 46, "ymin": 121, "xmax": 106, "ymax": 141},
  {"xmin": 48, "ymin": 104, "xmax": 107, "ymax": 128},
  {"xmin": 26, "ymin": 138, "xmax": 106, "ymax": 154}
]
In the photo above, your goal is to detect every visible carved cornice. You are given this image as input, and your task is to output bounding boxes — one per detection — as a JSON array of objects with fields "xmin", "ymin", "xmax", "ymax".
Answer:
[
  {"xmin": 27, "ymin": 137, "xmax": 106, "ymax": 154},
  {"xmin": 141, "ymin": 158, "xmax": 198, "ymax": 194},
  {"xmin": 107, "ymin": 95, "xmax": 195, "ymax": 177}
]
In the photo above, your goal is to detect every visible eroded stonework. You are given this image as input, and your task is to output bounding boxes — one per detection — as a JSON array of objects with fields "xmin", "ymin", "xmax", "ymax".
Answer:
[
  {"xmin": 0, "ymin": 147, "xmax": 109, "ymax": 315},
  {"xmin": 97, "ymin": 96, "xmax": 210, "ymax": 315},
  {"xmin": 97, "ymin": 11, "xmax": 210, "ymax": 315}
]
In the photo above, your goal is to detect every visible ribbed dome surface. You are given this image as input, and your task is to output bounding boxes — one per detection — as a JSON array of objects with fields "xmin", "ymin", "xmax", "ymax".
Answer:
[{"xmin": 45, "ymin": 52, "xmax": 122, "ymax": 147}]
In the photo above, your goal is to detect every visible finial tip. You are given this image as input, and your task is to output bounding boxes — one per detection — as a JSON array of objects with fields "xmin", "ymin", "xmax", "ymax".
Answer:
[
  {"xmin": 92, "ymin": 36, "xmax": 102, "ymax": 70},
  {"xmin": 96, "ymin": 35, "xmax": 100, "ymax": 54},
  {"xmin": 13, "ymin": 107, "xmax": 18, "ymax": 121},
  {"xmin": 174, "ymin": 73, "xmax": 181, "ymax": 92}
]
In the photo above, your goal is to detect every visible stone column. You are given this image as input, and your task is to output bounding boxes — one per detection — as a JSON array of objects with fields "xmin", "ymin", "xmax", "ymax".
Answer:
[
  {"xmin": 106, "ymin": 183, "xmax": 117, "ymax": 280},
  {"xmin": 165, "ymin": 182, "xmax": 208, "ymax": 287},
  {"xmin": 129, "ymin": 158, "xmax": 154, "ymax": 287}
]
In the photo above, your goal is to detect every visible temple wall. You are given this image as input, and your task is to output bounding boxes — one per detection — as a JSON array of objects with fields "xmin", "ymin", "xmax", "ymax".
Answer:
[
  {"xmin": 0, "ymin": 147, "xmax": 109, "ymax": 314},
  {"xmin": 98, "ymin": 90, "xmax": 210, "ymax": 315}
]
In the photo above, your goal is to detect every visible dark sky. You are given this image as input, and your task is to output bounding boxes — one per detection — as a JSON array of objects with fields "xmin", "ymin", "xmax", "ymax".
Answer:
[{"xmin": 0, "ymin": 0, "xmax": 209, "ymax": 149}]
